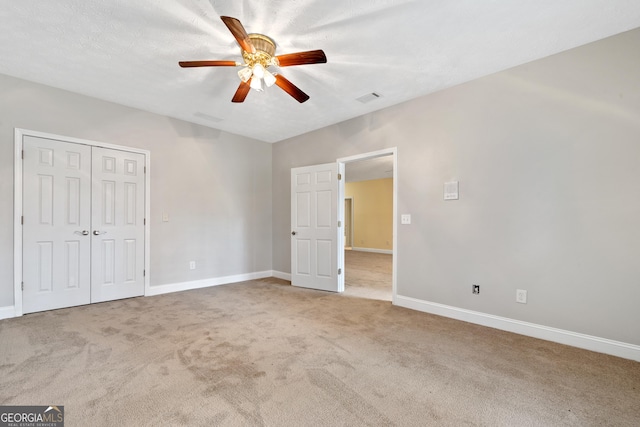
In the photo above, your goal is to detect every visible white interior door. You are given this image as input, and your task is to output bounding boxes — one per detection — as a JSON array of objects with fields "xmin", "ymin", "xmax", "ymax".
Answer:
[
  {"xmin": 91, "ymin": 147, "xmax": 145, "ymax": 303},
  {"xmin": 291, "ymin": 163, "xmax": 344, "ymax": 292},
  {"xmin": 22, "ymin": 136, "xmax": 92, "ymax": 313}
]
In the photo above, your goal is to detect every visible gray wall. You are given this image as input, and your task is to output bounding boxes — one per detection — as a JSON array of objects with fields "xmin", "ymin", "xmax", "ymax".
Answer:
[
  {"xmin": 0, "ymin": 74, "xmax": 272, "ymax": 307},
  {"xmin": 273, "ymin": 29, "xmax": 640, "ymax": 345}
]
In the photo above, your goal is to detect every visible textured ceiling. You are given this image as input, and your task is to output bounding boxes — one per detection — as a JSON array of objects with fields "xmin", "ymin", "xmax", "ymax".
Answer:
[
  {"xmin": 346, "ymin": 156, "xmax": 393, "ymax": 183},
  {"xmin": 2, "ymin": 1, "xmax": 640, "ymax": 143}
]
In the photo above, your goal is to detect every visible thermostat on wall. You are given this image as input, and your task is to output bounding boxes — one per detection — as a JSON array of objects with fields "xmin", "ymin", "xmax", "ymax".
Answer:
[{"xmin": 444, "ymin": 181, "xmax": 459, "ymax": 200}]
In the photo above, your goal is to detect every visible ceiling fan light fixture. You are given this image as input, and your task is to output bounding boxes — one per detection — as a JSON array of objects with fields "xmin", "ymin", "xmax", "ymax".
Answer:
[
  {"xmin": 249, "ymin": 76, "xmax": 264, "ymax": 92},
  {"xmin": 238, "ymin": 66, "xmax": 253, "ymax": 83},
  {"xmin": 263, "ymin": 69, "xmax": 276, "ymax": 87},
  {"xmin": 252, "ymin": 63, "xmax": 265, "ymax": 79}
]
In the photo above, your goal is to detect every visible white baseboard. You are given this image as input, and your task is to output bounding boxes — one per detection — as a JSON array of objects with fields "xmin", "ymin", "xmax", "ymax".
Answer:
[
  {"xmin": 395, "ymin": 295, "xmax": 640, "ymax": 362},
  {"xmin": 0, "ymin": 306, "xmax": 16, "ymax": 320},
  {"xmin": 2, "ymin": 271, "xmax": 277, "ymax": 318},
  {"xmin": 351, "ymin": 247, "xmax": 393, "ymax": 255},
  {"xmin": 272, "ymin": 271, "xmax": 292, "ymax": 281},
  {"xmin": 145, "ymin": 270, "xmax": 273, "ymax": 297}
]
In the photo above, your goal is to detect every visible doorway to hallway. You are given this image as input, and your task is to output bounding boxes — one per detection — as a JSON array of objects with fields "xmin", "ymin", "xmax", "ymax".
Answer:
[{"xmin": 338, "ymin": 148, "xmax": 397, "ymax": 302}]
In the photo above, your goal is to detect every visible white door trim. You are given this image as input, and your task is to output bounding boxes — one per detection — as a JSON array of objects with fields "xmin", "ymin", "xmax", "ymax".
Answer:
[
  {"xmin": 337, "ymin": 147, "xmax": 398, "ymax": 304},
  {"xmin": 13, "ymin": 128, "xmax": 151, "ymax": 316},
  {"xmin": 344, "ymin": 197, "xmax": 354, "ymax": 248}
]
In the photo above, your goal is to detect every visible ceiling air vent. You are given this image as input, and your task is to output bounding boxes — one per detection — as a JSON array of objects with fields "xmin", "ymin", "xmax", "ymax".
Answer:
[
  {"xmin": 194, "ymin": 112, "xmax": 223, "ymax": 123},
  {"xmin": 356, "ymin": 92, "xmax": 382, "ymax": 104}
]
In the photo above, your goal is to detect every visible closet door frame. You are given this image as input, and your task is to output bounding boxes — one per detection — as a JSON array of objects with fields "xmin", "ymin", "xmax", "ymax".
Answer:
[{"xmin": 13, "ymin": 128, "xmax": 151, "ymax": 316}]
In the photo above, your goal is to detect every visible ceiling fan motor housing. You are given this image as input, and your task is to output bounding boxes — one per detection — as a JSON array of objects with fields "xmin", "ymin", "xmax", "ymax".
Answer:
[{"xmin": 242, "ymin": 34, "xmax": 278, "ymax": 68}]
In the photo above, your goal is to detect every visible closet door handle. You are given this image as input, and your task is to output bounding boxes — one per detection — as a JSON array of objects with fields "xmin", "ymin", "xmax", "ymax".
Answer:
[
  {"xmin": 93, "ymin": 230, "xmax": 107, "ymax": 236},
  {"xmin": 75, "ymin": 230, "xmax": 90, "ymax": 236},
  {"xmin": 291, "ymin": 231, "xmax": 297, "ymax": 236}
]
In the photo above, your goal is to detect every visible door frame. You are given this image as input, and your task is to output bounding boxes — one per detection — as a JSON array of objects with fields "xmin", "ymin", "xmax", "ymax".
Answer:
[
  {"xmin": 344, "ymin": 197, "xmax": 354, "ymax": 249},
  {"xmin": 337, "ymin": 147, "xmax": 397, "ymax": 303},
  {"xmin": 13, "ymin": 128, "xmax": 151, "ymax": 316}
]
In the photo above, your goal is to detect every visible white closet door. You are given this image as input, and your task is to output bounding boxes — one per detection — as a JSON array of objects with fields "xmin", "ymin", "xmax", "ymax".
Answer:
[
  {"xmin": 90, "ymin": 147, "xmax": 145, "ymax": 302},
  {"xmin": 22, "ymin": 136, "xmax": 92, "ymax": 313}
]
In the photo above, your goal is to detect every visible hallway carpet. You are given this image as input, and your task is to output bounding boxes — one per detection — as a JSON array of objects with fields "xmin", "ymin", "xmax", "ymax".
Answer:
[{"xmin": 344, "ymin": 250, "xmax": 392, "ymax": 301}]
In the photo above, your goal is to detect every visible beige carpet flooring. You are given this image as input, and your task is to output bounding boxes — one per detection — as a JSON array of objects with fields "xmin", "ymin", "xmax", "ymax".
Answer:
[{"xmin": 1, "ymin": 273, "xmax": 639, "ymax": 426}]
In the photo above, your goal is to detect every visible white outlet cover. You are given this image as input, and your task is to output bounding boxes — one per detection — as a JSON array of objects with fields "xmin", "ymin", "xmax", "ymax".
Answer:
[
  {"xmin": 516, "ymin": 289, "xmax": 527, "ymax": 304},
  {"xmin": 401, "ymin": 214, "xmax": 411, "ymax": 225}
]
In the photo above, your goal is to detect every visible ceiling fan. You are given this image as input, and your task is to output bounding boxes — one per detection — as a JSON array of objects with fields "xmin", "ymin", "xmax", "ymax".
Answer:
[{"xmin": 179, "ymin": 16, "xmax": 327, "ymax": 103}]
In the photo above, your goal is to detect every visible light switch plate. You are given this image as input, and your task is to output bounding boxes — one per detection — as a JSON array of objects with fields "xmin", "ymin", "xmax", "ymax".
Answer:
[
  {"xmin": 401, "ymin": 214, "xmax": 411, "ymax": 225},
  {"xmin": 444, "ymin": 181, "xmax": 459, "ymax": 200},
  {"xmin": 162, "ymin": 212, "xmax": 169, "ymax": 222}
]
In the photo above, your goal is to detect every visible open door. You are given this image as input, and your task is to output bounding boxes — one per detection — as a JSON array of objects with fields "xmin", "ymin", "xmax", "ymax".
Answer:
[{"xmin": 291, "ymin": 163, "xmax": 344, "ymax": 292}]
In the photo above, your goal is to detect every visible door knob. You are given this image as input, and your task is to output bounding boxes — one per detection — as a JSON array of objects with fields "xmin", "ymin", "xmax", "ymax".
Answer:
[
  {"xmin": 291, "ymin": 231, "xmax": 297, "ymax": 236},
  {"xmin": 93, "ymin": 230, "xmax": 107, "ymax": 235},
  {"xmin": 75, "ymin": 230, "xmax": 90, "ymax": 236}
]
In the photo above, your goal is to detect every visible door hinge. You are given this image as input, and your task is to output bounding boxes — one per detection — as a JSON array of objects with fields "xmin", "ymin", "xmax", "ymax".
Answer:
[
  {"xmin": 338, "ymin": 268, "xmax": 342, "ymax": 275},
  {"xmin": 338, "ymin": 220, "xmax": 342, "ymax": 227},
  {"xmin": 21, "ymin": 216, "xmax": 24, "ymax": 225},
  {"xmin": 338, "ymin": 173, "xmax": 342, "ymax": 180},
  {"xmin": 21, "ymin": 282, "xmax": 24, "ymax": 291},
  {"xmin": 143, "ymin": 269, "xmax": 146, "ymax": 277},
  {"xmin": 144, "ymin": 218, "xmax": 146, "ymax": 225},
  {"xmin": 144, "ymin": 166, "xmax": 146, "ymax": 174},
  {"xmin": 21, "ymin": 150, "xmax": 24, "ymax": 160}
]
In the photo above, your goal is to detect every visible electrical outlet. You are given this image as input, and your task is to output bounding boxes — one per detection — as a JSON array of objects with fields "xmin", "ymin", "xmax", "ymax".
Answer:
[
  {"xmin": 472, "ymin": 284, "xmax": 480, "ymax": 294},
  {"xmin": 189, "ymin": 261, "xmax": 196, "ymax": 270},
  {"xmin": 516, "ymin": 289, "xmax": 527, "ymax": 304}
]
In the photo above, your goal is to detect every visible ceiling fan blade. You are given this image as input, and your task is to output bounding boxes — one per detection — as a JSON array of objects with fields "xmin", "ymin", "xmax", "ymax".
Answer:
[
  {"xmin": 221, "ymin": 16, "xmax": 256, "ymax": 53},
  {"xmin": 275, "ymin": 50, "xmax": 327, "ymax": 67},
  {"xmin": 232, "ymin": 80, "xmax": 251, "ymax": 103},
  {"xmin": 179, "ymin": 60, "xmax": 237, "ymax": 68},
  {"xmin": 274, "ymin": 74, "xmax": 310, "ymax": 103}
]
